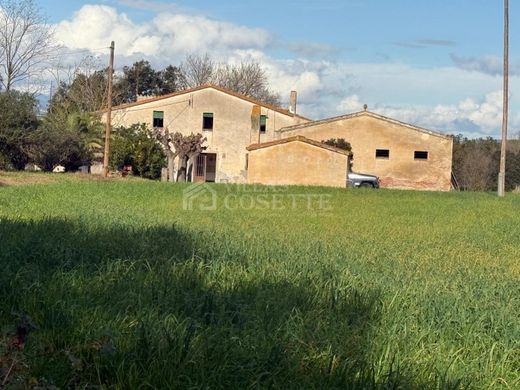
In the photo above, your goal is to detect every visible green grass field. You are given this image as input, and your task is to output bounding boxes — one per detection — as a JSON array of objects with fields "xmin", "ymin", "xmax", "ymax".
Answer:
[{"xmin": 0, "ymin": 173, "xmax": 519, "ymax": 389}]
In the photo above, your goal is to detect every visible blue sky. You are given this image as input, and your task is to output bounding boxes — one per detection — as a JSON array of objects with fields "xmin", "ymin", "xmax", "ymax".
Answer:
[{"xmin": 37, "ymin": 0, "xmax": 519, "ymax": 137}]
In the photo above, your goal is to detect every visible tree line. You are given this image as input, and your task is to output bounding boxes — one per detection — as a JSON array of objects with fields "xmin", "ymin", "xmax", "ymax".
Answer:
[
  {"xmin": 0, "ymin": 54, "xmax": 280, "ymax": 176},
  {"xmin": 452, "ymin": 135, "xmax": 520, "ymax": 191}
]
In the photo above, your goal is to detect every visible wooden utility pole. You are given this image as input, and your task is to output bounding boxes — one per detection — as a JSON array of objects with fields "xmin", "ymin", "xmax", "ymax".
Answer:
[
  {"xmin": 498, "ymin": 0, "xmax": 509, "ymax": 197},
  {"xmin": 103, "ymin": 41, "xmax": 115, "ymax": 178}
]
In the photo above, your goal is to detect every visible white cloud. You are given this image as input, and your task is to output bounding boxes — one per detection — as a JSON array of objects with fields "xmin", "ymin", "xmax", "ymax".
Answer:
[
  {"xmin": 55, "ymin": 5, "xmax": 147, "ymax": 54},
  {"xmin": 55, "ymin": 5, "xmax": 271, "ymax": 58},
  {"xmin": 51, "ymin": 4, "xmax": 520, "ymax": 138},
  {"xmin": 337, "ymin": 91, "xmax": 520, "ymax": 137}
]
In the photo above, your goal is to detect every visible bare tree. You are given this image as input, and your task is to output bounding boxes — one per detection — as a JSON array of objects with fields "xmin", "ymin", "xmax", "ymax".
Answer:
[
  {"xmin": 153, "ymin": 127, "xmax": 178, "ymax": 182},
  {"xmin": 180, "ymin": 54, "xmax": 280, "ymax": 105},
  {"xmin": 153, "ymin": 128, "xmax": 207, "ymax": 182},
  {"xmin": 180, "ymin": 54, "xmax": 215, "ymax": 88},
  {"xmin": 0, "ymin": 0, "xmax": 54, "ymax": 91}
]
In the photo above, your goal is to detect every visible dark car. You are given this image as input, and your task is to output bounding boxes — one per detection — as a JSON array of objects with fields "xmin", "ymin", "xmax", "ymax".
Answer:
[{"xmin": 347, "ymin": 172, "xmax": 380, "ymax": 188}]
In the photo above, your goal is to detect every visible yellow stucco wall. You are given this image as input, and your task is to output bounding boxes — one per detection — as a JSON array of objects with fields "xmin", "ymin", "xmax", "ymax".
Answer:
[
  {"xmin": 248, "ymin": 141, "xmax": 349, "ymax": 188},
  {"xmin": 280, "ymin": 113, "xmax": 453, "ymax": 191},
  {"xmin": 102, "ymin": 87, "xmax": 308, "ymax": 182}
]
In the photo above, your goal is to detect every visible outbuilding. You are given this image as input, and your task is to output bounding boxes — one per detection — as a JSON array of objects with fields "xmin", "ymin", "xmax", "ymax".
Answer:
[
  {"xmin": 278, "ymin": 110, "xmax": 453, "ymax": 191},
  {"xmin": 246, "ymin": 136, "xmax": 351, "ymax": 188}
]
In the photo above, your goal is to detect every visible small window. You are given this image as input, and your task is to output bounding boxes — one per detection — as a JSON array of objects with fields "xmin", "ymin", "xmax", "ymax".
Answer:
[
  {"xmin": 376, "ymin": 149, "xmax": 390, "ymax": 159},
  {"xmin": 414, "ymin": 151, "xmax": 428, "ymax": 160},
  {"xmin": 153, "ymin": 111, "xmax": 164, "ymax": 128},
  {"xmin": 245, "ymin": 153, "xmax": 249, "ymax": 170},
  {"xmin": 259, "ymin": 115, "xmax": 267, "ymax": 133},
  {"xmin": 202, "ymin": 113, "xmax": 214, "ymax": 130}
]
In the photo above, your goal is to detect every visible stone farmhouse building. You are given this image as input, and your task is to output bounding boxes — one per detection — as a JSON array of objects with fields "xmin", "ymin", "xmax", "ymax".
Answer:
[
  {"xmin": 103, "ymin": 84, "xmax": 453, "ymax": 191},
  {"xmin": 104, "ymin": 85, "xmax": 309, "ymax": 183},
  {"xmin": 277, "ymin": 111, "xmax": 453, "ymax": 191}
]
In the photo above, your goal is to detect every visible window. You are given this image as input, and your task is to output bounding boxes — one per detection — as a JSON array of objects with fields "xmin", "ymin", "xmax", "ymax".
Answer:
[
  {"xmin": 245, "ymin": 153, "xmax": 249, "ymax": 170},
  {"xmin": 202, "ymin": 113, "xmax": 214, "ymax": 130},
  {"xmin": 414, "ymin": 151, "xmax": 429, "ymax": 160},
  {"xmin": 375, "ymin": 149, "xmax": 390, "ymax": 159},
  {"xmin": 153, "ymin": 111, "xmax": 164, "ymax": 128},
  {"xmin": 259, "ymin": 115, "xmax": 267, "ymax": 133}
]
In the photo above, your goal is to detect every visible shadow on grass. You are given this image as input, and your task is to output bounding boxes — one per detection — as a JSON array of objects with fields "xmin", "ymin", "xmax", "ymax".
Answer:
[{"xmin": 0, "ymin": 218, "xmax": 463, "ymax": 389}]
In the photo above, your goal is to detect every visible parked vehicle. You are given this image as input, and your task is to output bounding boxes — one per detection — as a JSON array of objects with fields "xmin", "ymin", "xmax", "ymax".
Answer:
[{"xmin": 347, "ymin": 172, "xmax": 380, "ymax": 188}]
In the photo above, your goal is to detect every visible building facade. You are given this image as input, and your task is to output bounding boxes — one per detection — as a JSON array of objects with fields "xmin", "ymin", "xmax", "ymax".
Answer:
[
  {"xmin": 103, "ymin": 85, "xmax": 309, "ymax": 183},
  {"xmin": 278, "ymin": 111, "xmax": 453, "ymax": 191},
  {"xmin": 246, "ymin": 136, "xmax": 351, "ymax": 188},
  {"xmin": 103, "ymin": 86, "xmax": 453, "ymax": 191}
]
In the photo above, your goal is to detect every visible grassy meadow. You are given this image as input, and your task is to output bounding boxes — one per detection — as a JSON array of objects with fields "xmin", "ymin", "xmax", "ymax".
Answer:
[{"xmin": 0, "ymin": 173, "xmax": 519, "ymax": 388}]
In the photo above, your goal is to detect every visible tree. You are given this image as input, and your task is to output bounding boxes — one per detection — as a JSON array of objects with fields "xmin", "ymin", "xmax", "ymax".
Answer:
[
  {"xmin": 171, "ymin": 132, "xmax": 207, "ymax": 182},
  {"xmin": 159, "ymin": 65, "xmax": 183, "ymax": 95},
  {"xmin": 110, "ymin": 124, "xmax": 166, "ymax": 179},
  {"xmin": 28, "ymin": 109, "xmax": 102, "ymax": 172},
  {"xmin": 153, "ymin": 127, "xmax": 177, "ymax": 182},
  {"xmin": 180, "ymin": 54, "xmax": 280, "ymax": 105},
  {"xmin": 180, "ymin": 54, "xmax": 215, "ymax": 88},
  {"xmin": 322, "ymin": 138, "xmax": 352, "ymax": 152},
  {"xmin": 0, "ymin": 90, "xmax": 38, "ymax": 169},
  {"xmin": 0, "ymin": 0, "xmax": 54, "ymax": 91},
  {"xmin": 28, "ymin": 124, "xmax": 86, "ymax": 171},
  {"xmin": 116, "ymin": 60, "xmax": 162, "ymax": 103}
]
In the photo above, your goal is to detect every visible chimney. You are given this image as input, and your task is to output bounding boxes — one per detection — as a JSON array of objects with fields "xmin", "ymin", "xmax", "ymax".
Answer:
[{"xmin": 289, "ymin": 91, "xmax": 297, "ymax": 114}]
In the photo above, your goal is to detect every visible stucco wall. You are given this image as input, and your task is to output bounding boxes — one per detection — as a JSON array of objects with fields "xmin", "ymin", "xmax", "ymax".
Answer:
[
  {"xmin": 248, "ymin": 141, "xmax": 349, "ymax": 188},
  {"xmin": 280, "ymin": 114, "xmax": 453, "ymax": 191},
  {"xmin": 102, "ymin": 87, "xmax": 307, "ymax": 183}
]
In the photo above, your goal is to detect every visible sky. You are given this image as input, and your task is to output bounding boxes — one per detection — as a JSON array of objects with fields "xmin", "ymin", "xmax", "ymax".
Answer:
[{"xmin": 36, "ymin": 0, "xmax": 520, "ymax": 138}]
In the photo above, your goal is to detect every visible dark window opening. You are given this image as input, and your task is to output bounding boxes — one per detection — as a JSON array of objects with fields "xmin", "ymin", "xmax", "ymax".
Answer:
[
  {"xmin": 376, "ymin": 149, "xmax": 390, "ymax": 159},
  {"xmin": 153, "ymin": 111, "xmax": 164, "ymax": 128},
  {"xmin": 259, "ymin": 115, "xmax": 267, "ymax": 133},
  {"xmin": 245, "ymin": 153, "xmax": 249, "ymax": 170},
  {"xmin": 203, "ymin": 113, "xmax": 214, "ymax": 130},
  {"xmin": 414, "ymin": 151, "xmax": 429, "ymax": 160}
]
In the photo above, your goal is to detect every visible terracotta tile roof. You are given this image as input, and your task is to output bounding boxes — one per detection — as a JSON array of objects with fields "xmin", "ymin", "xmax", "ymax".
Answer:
[
  {"xmin": 247, "ymin": 135, "xmax": 352, "ymax": 156},
  {"xmin": 105, "ymin": 84, "xmax": 311, "ymax": 121},
  {"xmin": 277, "ymin": 110, "xmax": 452, "ymax": 140}
]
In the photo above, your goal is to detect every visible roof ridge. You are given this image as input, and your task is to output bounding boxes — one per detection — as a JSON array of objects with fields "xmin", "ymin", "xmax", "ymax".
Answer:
[
  {"xmin": 247, "ymin": 135, "xmax": 351, "ymax": 156},
  {"xmin": 277, "ymin": 110, "xmax": 452, "ymax": 140},
  {"xmin": 105, "ymin": 84, "xmax": 311, "ymax": 121}
]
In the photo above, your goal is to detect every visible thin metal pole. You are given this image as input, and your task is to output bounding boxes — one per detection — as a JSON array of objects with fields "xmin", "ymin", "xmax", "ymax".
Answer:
[
  {"xmin": 498, "ymin": 0, "xmax": 509, "ymax": 196},
  {"xmin": 103, "ymin": 41, "xmax": 115, "ymax": 178}
]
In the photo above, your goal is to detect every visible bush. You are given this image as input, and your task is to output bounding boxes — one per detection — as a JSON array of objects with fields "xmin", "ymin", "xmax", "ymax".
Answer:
[{"xmin": 110, "ymin": 124, "xmax": 165, "ymax": 179}]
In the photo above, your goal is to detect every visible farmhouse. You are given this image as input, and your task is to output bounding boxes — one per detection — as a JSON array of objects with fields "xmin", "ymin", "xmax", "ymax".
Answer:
[
  {"xmin": 102, "ymin": 85, "xmax": 453, "ymax": 191},
  {"xmin": 277, "ymin": 110, "xmax": 454, "ymax": 191},
  {"xmin": 103, "ymin": 85, "xmax": 309, "ymax": 183}
]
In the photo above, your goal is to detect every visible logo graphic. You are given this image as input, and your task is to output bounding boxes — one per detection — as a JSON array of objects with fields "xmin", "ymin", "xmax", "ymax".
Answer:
[{"xmin": 182, "ymin": 183, "xmax": 217, "ymax": 211}]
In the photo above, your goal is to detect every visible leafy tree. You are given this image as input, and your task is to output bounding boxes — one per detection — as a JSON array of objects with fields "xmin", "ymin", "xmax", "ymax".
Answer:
[
  {"xmin": 110, "ymin": 124, "xmax": 165, "ymax": 179},
  {"xmin": 28, "ymin": 126, "xmax": 86, "ymax": 171},
  {"xmin": 159, "ymin": 65, "xmax": 183, "ymax": 95},
  {"xmin": 0, "ymin": 91, "xmax": 39, "ymax": 169},
  {"xmin": 116, "ymin": 60, "xmax": 162, "ymax": 103},
  {"xmin": 322, "ymin": 138, "xmax": 352, "ymax": 152}
]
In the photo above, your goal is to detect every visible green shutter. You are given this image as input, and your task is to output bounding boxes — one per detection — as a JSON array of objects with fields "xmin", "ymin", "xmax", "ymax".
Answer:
[
  {"xmin": 153, "ymin": 111, "xmax": 164, "ymax": 119},
  {"xmin": 260, "ymin": 115, "xmax": 267, "ymax": 126},
  {"xmin": 203, "ymin": 112, "xmax": 213, "ymax": 118}
]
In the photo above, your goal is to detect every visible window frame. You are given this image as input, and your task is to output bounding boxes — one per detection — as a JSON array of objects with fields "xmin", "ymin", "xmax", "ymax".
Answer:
[
  {"xmin": 375, "ymin": 149, "xmax": 390, "ymax": 159},
  {"xmin": 259, "ymin": 115, "xmax": 267, "ymax": 133},
  {"xmin": 153, "ymin": 111, "xmax": 164, "ymax": 128},
  {"xmin": 414, "ymin": 151, "xmax": 429, "ymax": 160},
  {"xmin": 202, "ymin": 112, "xmax": 214, "ymax": 131}
]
